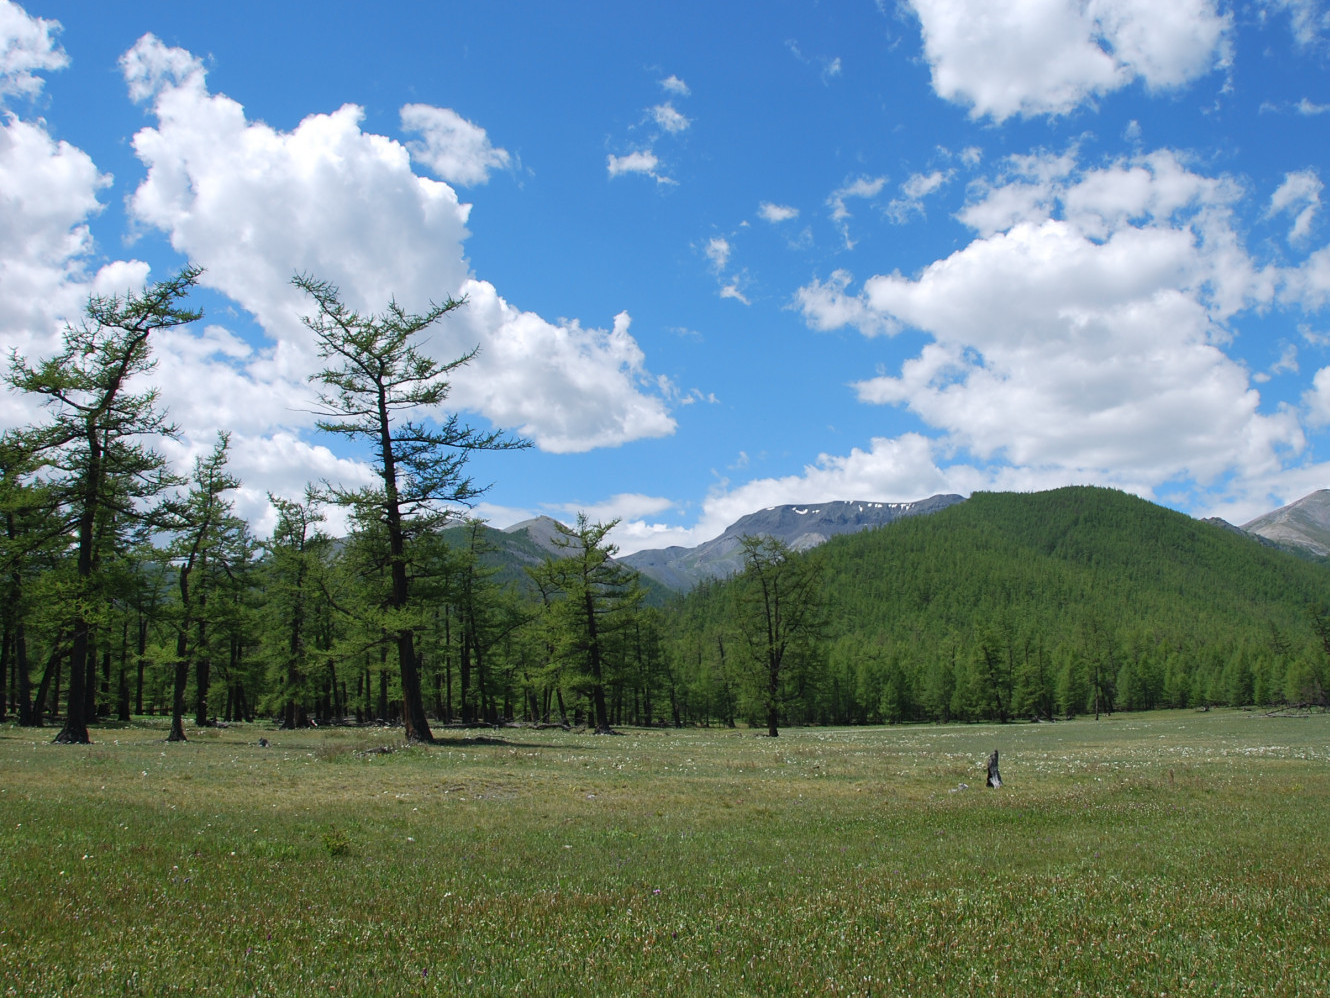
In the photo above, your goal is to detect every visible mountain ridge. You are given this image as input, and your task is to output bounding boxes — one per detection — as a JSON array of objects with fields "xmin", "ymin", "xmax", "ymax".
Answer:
[
  {"xmin": 1242, "ymin": 490, "xmax": 1330, "ymax": 557},
  {"xmin": 621, "ymin": 494, "xmax": 965, "ymax": 590}
]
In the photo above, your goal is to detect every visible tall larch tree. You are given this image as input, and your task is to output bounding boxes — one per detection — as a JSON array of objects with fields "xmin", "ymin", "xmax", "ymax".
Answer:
[
  {"xmin": 163, "ymin": 432, "xmax": 241, "ymax": 742},
  {"xmin": 531, "ymin": 515, "xmax": 644, "ymax": 734},
  {"xmin": 294, "ymin": 274, "xmax": 526, "ymax": 743},
  {"xmin": 734, "ymin": 535, "xmax": 826, "ymax": 737},
  {"xmin": 7, "ymin": 266, "xmax": 201, "ymax": 744}
]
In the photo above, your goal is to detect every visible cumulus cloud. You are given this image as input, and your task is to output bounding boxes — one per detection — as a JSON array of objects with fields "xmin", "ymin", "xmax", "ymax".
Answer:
[
  {"xmin": 1283, "ymin": 244, "xmax": 1330, "ymax": 310},
  {"xmin": 1304, "ymin": 366, "xmax": 1330, "ymax": 426},
  {"xmin": 907, "ymin": 0, "xmax": 1230, "ymax": 121},
  {"xmin": 1268, "ymin": 169, "xmax": 1323, "ymax": 243},
  {"xmin": 118, "ymin": 33, "xmax": 673, "ymax": 473},
  {"xmin": 0, "ymin": 0, "xmax": 66, "ymax": 100},
  {"xmin": 400, "ymin": 104, "xmax": 510, "ymax": 186},
  {"xmin": 0, "ymin": 4, "xmax": 157, "ymax": 435},
  {"xmin": 798, "ymin": 148, "xmax": 1303, "ymax": 502},
  {"xmin": 793, "ymin": 269, "xmax": 896, "ymax": 337},
  {"xmin": 759, "ymin": 201, "xmax": 799, "ymax": 223}
]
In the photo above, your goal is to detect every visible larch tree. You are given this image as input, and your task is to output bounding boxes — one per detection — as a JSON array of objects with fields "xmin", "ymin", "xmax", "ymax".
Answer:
[
  {"xmin": 7, "ymin": 266, "xmax": 202, "ymax": 744},
  {"xmin": 294, "ymin": 274, "xmax": 526, "ymax": 743},
  {"xmin": 162, "ymin": 432, "xmax": 242, "ymax": 742},
  {"xmin": 266, "ymin": 490, "xmax": 326, "ymax": 730},
  {"xmin": 530, "ymin": 514, "xmax": 644, "ymax": 733},
  {"xmin": 734, "ymin": 535, "xmax": 826, "ymax": 737}
]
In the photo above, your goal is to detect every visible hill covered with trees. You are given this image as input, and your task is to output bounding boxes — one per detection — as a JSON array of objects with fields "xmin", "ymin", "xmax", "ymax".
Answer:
[{"xmin": 662, "ymin": 486, "xmax": 1330, "ymax": 728}]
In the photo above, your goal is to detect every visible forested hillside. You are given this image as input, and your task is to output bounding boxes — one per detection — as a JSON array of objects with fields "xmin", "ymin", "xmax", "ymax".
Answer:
[{"xmin": 662, "ymin": 487, "xmax": 1330, "ymax": 728}]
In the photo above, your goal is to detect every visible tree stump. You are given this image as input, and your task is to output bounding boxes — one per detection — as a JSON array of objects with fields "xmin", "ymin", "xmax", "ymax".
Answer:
[{"xmin": 986, "ymin": 749, "xmax": 1002, "ymax": 788}]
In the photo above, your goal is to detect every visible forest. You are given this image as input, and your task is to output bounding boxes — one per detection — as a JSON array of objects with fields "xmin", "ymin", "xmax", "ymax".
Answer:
[{"xmin": 5, "ymin": 270, "xmax": 1330, "ymax": 744}]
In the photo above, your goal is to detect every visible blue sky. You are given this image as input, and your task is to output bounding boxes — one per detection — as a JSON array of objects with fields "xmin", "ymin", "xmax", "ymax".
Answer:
[{"xmin": 3, "ymin": 1, "xmax": 1330, "ymax": 553}]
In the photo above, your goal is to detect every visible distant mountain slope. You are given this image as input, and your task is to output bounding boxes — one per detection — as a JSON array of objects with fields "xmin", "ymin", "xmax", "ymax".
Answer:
[
  {"xmin": 502, "ymin": 515, "xmax": 572, "ymax": 556},
  {"xmin": 1243, "ymin": 490, "xmax": 1330, "ymax": 557},
  {"xmin": 622, "ymin": 495, "xmax": 964, "ymax": 590},
  {"xmin": 664, "ymin": 485, "xmax": 1330, "ymax": 721},
  {"xmin": 812, "ymin": 486, "xmax": 1330, "ymax": 652},
  {"xmin": 436, "ymin": 516, "xmax": 674, "ymax": 606}
]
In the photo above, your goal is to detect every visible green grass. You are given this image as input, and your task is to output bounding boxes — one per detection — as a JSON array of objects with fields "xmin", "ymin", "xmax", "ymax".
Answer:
[{"xmin": 2, "ymin": 711, "xmax": 1329, "ymax": 996}]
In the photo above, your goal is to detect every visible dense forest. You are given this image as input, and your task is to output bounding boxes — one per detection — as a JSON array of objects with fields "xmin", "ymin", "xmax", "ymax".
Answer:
[
  {"xmin": 667, "ymin": 487, "xmax": 1330, "ymax": 728},
  {"xmin": 5, "ymin": 272, "xmax": 1330, "ymax": 742}
]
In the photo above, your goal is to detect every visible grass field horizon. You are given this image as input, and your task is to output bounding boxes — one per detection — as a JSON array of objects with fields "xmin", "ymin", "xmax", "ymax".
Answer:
[{"xmin": 3, "ymin": 710, "xmax": 1328, "ymax": 996}]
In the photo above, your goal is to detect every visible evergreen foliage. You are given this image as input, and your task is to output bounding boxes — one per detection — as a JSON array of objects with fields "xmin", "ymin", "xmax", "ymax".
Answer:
[{"xmin": 662, "ymin": 487, "xmax": 1330, "ymax": 727}]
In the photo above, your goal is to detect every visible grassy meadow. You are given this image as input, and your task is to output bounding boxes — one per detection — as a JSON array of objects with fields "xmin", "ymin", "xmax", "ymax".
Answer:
[{"xmin": 2, "ymin": 710, "xmax": 1329, "ymax": 996}]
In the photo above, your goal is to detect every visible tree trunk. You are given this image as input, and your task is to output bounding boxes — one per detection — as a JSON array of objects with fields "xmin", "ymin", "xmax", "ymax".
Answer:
[
  {"xmin": 168, "ymin": 653, "xmax": 189, "ymax": 742},
  {"xmin": 459, "ymin": 633, "xmax": 473, "ymax": 723},
  {"xmin": 135, "ymin": 616, "xmax": 147, "ymax": 716},
  {"xmin": 377, "ymin": 657, "xmax": 389, "ymax": 722},
  {"xmin": 583, "ymin": 591, "xmax": 610, "ymax": 732},
  {"xmin": 16, "ymin": 622, "xmax": 34, "ymax": 726}
]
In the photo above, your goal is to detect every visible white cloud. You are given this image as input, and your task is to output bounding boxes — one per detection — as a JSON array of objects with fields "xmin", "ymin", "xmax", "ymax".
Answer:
[
  {"xmin": 799, "ymin": 148, "xmax": 1303, "ymax": 501},
  {"xmin": 660, "ymin": 74, "xmax": 690, "ymax": 96},
  {"xmin": 118, "ymin": 33, "xmax": 673, "ymax": 475},
  {"xmin": 0, "ymin": 0, "xmax": 66, "ymax": 100},
  {"xmin": 888, "ymin": 169, "xmax": 953, "ymax": 222},
  {"xmin": 793, "ymin": 269, "xmax": 896, "ymax": 337},
  {"xmin": 1284, "ymin": 244, "xmax": 1330, "ymax": 309},
  {"xmin": 0, "ymin": 16, "xmax": 155, "ymax": 434},
  {"xmin": 607, "ymin": 148, "xmax": 671, "ymax": 183},
  {"xmin": 705, "ymin": 236, "xmax": 731, "ymax": 272},
  {"xmin": 609, "ymin": 433, "xmax": 967, "ymax": 555},
  {"xmin": 1262, "ymin": 0, "xmax": 1330, "ymax": 46},
  {"xmin": 400, "ymin": 104, "xmax": 510, "ymax": 186},
  {"xmin": 758, "ymin": 201, "xmax": 799, "ymax": 223},
  {"xmin": 1268, "ymin": 169, "xmax": 1323, "ymax": 243},
  {"xmin": 827, "ymin": 175, "xmax": 887, "ymax": 248},
  {"xmin": 553, "ymin": 492, "xmax": 676, "ymax": 529},
  {"xmin": 719, "ymin": 280, "xmax": 750, "ymax": 306},
  {"xmin": 651, "ymin": 102, "xmax": 690, "ymax": 134},
  {"xmin": 1304, "ymin": 366, "xmax": 1330, "ymax": 426},
  {"xmin": 908, "ymin": 0, "xmax": 1230, "ymax": 121},
  {"xmin": 1269, "ymin": 342, "xmax": 1299, "ymax": 378},
  {"xmin": 443, "ymin": 294, "xmax": 675, "ymax": 452},
  {"xmin": 121, "ymin": 27, "xmax": 205, "ymax": 103},
  {"xmin": 1297, "ymin": 98, "xmax": 1330, "ymax": 115},
  {"xmin": 702, "ymin": 234, "xmax": 751, "ymax": 304}
]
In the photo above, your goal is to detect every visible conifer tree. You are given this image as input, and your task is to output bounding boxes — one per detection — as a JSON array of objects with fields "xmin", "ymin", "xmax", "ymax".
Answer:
[
  {"xmin": 294, "ymin": 275, "xmax": 526, "ymax": 742},
  {"xmin": 7, "ymin": 266, "xmax": 201, "ymax": 743}
]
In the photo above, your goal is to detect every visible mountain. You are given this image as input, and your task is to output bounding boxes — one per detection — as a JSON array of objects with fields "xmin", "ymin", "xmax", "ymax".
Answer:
[
  {"xmin": 662, "ymin": 485, "xmax": 1330, "ymax": 723},
  {"xmin": 502, "ymin": 515, "xmax": 572, "ymax": 556},
  {"xmin": 436, "ymin": 515, "xmax": 675, "ymax": 605},
  {"xmin": 621, "ymin": 494, "xmax": 965, "ymax": 590},
  {"xmin": 1242, "ymin": 490, "xmax": 1330, "ymax": 557}
]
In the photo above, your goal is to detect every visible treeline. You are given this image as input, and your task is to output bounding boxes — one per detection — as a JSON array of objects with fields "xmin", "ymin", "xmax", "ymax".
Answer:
[
  {"xmin": 663, "ymin": 487, "xmax": 1330, "ymax": 727},
  {"xmin": 7, "ymin": 271, "xmax": 1330, "ymax": 741},
  {"xmin": 0, "ymin": 268, "xmax": 677, "ymax": 742}
]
